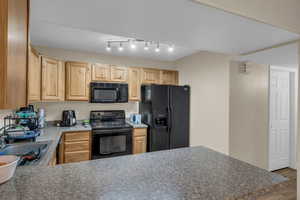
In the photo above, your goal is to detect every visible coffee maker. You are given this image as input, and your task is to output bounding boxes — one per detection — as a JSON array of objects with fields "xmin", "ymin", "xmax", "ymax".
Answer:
[{"xmin": 61, "ymin": 110, "xmax": 76, "ymax": 127}]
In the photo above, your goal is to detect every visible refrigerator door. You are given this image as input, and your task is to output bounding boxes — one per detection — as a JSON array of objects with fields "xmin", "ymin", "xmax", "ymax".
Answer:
[
  {"xmin": 169, "ymin": 85, "xmax": 190, "ymax": 149},
  {"xmin": 149, "ymin": 85, "xmax": 170, "ymax": 151},
  {"xmin": 149, "ymin": 127, "xmax": 170, "ymax": 151}
]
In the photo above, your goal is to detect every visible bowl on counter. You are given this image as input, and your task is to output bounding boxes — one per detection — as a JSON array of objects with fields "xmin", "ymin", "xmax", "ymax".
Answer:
[{"xmin": 0, "ymin": 155, "xmax": 19, "ymax": 184}]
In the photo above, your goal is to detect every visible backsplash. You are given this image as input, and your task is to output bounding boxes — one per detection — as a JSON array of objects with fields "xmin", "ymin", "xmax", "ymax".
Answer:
[
  {"xmin": 0, "ymin": 102, "xmax": 139, "ymax": 127},
  {"xmin": 31, "ymin": 102, "xmax": 139, "ymax": 122}
]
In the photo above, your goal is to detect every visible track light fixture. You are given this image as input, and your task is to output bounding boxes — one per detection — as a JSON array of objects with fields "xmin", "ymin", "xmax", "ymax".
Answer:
[{"xmin": 105, "ymin": 39, "xmax": 174, "ymax": 53}]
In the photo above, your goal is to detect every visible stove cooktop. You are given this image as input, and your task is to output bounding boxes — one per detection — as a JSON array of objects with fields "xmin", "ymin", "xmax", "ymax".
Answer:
[
  {"xmin": 90, "ymin": 110, "xmax": 132, "ymax": 130},
  {"xmin": 90, "ymin": 121, "xmax": 132, "ymax": 130}
]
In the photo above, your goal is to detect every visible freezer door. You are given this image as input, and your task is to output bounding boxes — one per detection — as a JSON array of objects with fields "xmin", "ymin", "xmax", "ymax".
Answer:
[
  {"xmin": 147, "ymin": 85, "xmax": 170, "ymax": 151},
  {"xmin": 148, "ymin": 127, "xmax": 170, "ymax": 152},
  {"xmin": 169, "ymin": 85, "xmax": 190, "ymax": 149}
]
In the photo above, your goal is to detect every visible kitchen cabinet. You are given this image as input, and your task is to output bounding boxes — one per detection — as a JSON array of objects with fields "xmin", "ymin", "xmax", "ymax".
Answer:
[
  {"xmin": 66, "ymin": 61, "xmax": 91, "ymax": 101},
  {"xmin": 110, "ymin": 65, "xmax": 128, "ymax": 82},
  {"xmin": 91, "ymin": 63, "xmax": 111, "ymax": 82},
  {"xmin": 160, "ymin": 70, "xmax": 178, "ymax": 85},
  {"xmin": 133, "ymin": 128, "xmax": 147, "ymax": 154},
  {"xmin": 41, "ymin": 57, "xmax": 65, "ymax": 101},
  {"xmin": 128, "ymin": 67, "xmax": 141, "ymax": 101},
  {"xmin": 28, "ymin": 46, "xmax": 42, "ymax": 102},
  {"xmin": 141, "ymin": 68, "xmax": 160, "ymax": 84},
  {"xmin": 59, "ymin": 131, "xmax": 91, "ymax": 164},
  {"xmin": 0, "ymin": 0, "xmax": 28, "ymax": 109}
]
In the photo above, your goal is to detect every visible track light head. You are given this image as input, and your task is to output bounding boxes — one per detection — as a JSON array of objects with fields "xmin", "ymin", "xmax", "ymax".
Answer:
[
  {"xmin": 130, "ymin": 41, "xmax": 136, "ymax": 49},
  {"xmin": 144, "ymin": 42, "xmax": 149, "ymax": 51},
  {"xmin": 155, "ymin": 43, "xmax": 160, "ymax": 52},
  {"xmin": 106, "ymin": 42, "xmax": 111, "ymax": 51},
  {"xmin": 168, "ymin": 46, "xmax": 174, "ymax": 52},
  {"xmin": 118, "ymin": 43, "xmax": 124, "ymax": 51}
]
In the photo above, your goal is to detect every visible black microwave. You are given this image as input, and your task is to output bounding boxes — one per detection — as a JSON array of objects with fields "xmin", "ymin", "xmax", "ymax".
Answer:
[{"xmin": 90, "ymin": 82, "xmax": 128, "ymax": 103}]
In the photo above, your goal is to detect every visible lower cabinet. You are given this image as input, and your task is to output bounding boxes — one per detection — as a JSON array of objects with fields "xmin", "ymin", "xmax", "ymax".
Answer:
[
  {"xmin": 59, "ymin": 131, "xmax": 91, "ymax": 164},
  {"xmin": 133, "ymin": 128, "xmax": 147, "ymax": 154}
]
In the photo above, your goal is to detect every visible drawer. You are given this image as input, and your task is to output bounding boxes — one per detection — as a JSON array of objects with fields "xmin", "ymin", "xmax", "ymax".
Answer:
[
  {"xmin": 133, "ymin": 128, "xmax": 147, "ymax": 137},
  {"xmin": 64, "ymin": 151, "xmax": 90, "ymax": 163},
  {"xmin": 65, "ymin": 141, "xmax": 90, "ymax": 152},
  {"xmin": 64, "ymin": 131, "xmax": 90, "ymax": 142}
]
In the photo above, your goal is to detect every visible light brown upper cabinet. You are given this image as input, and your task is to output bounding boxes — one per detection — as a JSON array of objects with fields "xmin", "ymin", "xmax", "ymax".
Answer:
[
  {"xmin": 0, "ymin": 0, "xmax": 28, "ymax": 109},
  {"xmin": 41, "ymin": 57, "xmax": 65, "ymax": 101},
  {"xmin": 66, "ymin": 62, "xmax": 91, "ymax": 101},
  {"xmin": 28, "ymin": 47, "xmax": 41, "ymax": 103},
  {"xmin": 160, "ymin": 70, "xmax": 178, "ymax": 85},
  {"xmin": 110, "ymin": 65, "xmax": 128, "ymax": 82},
  {"xmin": 91, "ymin": 63, "xmax": 111, "ymax": 82},
  {"xmin": 141, "ymin": 68, "xmax": 160, "ymax": 84},
  {"xmin": 128, "ymin": 67, "xmax": 141, "ymax": 101}
]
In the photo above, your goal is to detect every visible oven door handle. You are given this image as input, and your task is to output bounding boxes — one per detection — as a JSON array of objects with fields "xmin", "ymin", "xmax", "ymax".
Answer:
[{"xmin": 92, "ymin": 128, "xmax": 132, "ymax": 135}]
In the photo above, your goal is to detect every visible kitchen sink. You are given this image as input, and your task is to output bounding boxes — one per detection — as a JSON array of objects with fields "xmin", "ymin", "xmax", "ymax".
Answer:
[{"xmin": 0, "ymin": 141, "xmax": 52, "ymax": 166}]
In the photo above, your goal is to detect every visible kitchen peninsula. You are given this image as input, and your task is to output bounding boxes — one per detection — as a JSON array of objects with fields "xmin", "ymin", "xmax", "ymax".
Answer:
[{"xmin": 0, "ymin": 144, "xmax": 287, "ymax": 200}]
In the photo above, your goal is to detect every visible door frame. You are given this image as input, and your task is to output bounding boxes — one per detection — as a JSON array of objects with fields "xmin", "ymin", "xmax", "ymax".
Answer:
[{"xmin": 268, "ymin": 65, "xmax": 298, "ymax": 171}]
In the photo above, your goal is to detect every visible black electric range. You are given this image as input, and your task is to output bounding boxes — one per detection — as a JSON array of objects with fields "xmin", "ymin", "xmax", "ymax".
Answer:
[{"xmin": 90, "ymin": 110, "xmax": 133, "ymax": 159}]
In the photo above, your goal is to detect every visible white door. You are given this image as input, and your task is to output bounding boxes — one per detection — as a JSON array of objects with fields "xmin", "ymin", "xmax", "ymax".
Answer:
[{"xmin": 269, "ymin": 69, "xmax": 290, "ymax": 171}]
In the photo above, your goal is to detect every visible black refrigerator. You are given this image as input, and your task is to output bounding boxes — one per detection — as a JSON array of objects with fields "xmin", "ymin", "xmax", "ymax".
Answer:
[{"xmin": 140, "ymin": 84, "xmax": 190, "ymax": 152}]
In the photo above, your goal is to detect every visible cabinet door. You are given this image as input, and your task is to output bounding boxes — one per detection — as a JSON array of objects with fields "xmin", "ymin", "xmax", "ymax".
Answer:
[
  {"xmin": 110, "ymin": 65, "xmax": 128, "ymax": 82},
  {"xmin": 141, "ymin": 68, "xmax": 160, "ymax": 84},
  {"xmin": 160, "ymin": 70, "xmax": 178, "ymax": 85},
  {"xmin": 133, "ymin": 136, "xmax": 147, "ymax": 154},
  {"xmin": 41, "ymin": 57, "xmax": 65, "ymax": 101},
  {"xmin": 91, "ymin": 63, "xmax": 110, "ymax": 81},
  {"xmin": 128, "ymin": 67, "xmax": 141, "ymax": 101},
  {"xmin": 66, "ymin": 62, "xmax": 91, "ymax": 101},
  {"xmin": 28, "ymin": 47, "xmax": 41, "ymax": 102}
]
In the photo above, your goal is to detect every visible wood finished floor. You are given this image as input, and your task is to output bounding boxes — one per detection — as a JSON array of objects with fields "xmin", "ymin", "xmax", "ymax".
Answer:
[{"xmin": 256, "ymin": 168, "xmax": 296, "ymax": 200}]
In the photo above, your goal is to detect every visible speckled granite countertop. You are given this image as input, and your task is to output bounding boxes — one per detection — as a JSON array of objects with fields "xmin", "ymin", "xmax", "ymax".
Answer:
[
  {"xmin": 0, "ymin": 146, "xmax": 287, "ymax": 200},
  {"xmin": 126, "ymin": 120, "xmax": 148, "ymax": 128}
]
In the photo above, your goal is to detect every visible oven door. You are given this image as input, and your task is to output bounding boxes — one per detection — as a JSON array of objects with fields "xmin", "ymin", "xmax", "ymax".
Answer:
[
  {"xmin": 92, "ymin": 128, "xmax": 133, "ymax": 159},
  {"xmin": 91, "ymin": 87, "xmax": 119, "ymax": 103}
]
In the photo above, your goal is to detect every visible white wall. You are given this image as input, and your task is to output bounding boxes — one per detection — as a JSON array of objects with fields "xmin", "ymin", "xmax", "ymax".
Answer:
[
  {"xmin": 297, "ymin": 42, "xmax": 300, "ymax": 199},
  {"xmin": 193, "ymin": 0, "xmax": 300, "ymax": 34},
  {"xmin": 229, "ymin": 61, "xmax": 269, "ymax": 169},
  {"xmin": 175, "ymin": 51, "xmax": 231, "ymax": 154}
]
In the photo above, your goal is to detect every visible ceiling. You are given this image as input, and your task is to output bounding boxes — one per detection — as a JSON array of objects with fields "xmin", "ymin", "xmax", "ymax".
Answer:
[
  {"xmin": 30, "ymin": 0, "xmax": 300, "ymax": 61},
  {"xmin": 237, "ymin": 43, "xmax": 299, "ymax": 68}
]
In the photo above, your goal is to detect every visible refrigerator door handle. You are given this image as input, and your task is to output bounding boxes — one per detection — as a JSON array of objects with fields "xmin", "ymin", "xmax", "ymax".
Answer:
[{"xmin": 168, "ymin": 107, "xmax": 172, "ymax": 132}]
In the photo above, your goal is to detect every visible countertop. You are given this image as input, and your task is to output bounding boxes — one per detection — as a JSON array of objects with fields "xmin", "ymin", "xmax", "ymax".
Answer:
[
  {"xmin": 126, "ymin": 120, "xmax": 148, "ymax": 128},
  {"xmin": 0, "ymin": 146, "xmax": 287, "ymax": 200}
]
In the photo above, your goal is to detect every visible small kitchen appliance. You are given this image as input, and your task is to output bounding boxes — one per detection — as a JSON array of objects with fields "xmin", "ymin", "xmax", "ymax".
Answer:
[{"xmin": 61, "ymin": 110, "xmax": 76, "ymax": 127}]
